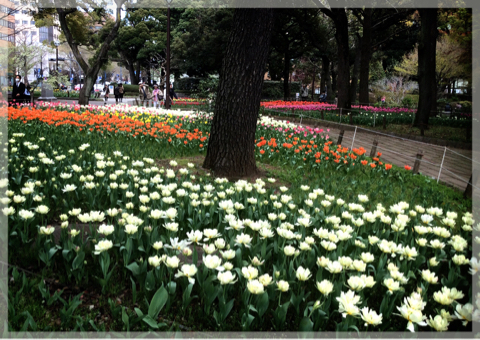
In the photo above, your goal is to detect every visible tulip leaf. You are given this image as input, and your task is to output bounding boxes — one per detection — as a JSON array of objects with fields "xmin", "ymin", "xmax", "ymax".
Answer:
[
  {"xmin": 142, "ymin": 315, "xmax": 159, "ymax": 329},
  {"xmin": 131, "ymin": 277, "xmax": 137, "ymax": 305},
  {"xmin": 126, "ymin": 262, "xmax": 141, "ymax": 277},
  {"xmin": 148, "ymin": 286, "xmax": 168, "ymax": 320},
  {"xmin": 167, "ymin": 281, "xmax": 176, "ymax": 295},
  {"xmin": 145, "ymin": 270, "xmax": 155, "ymax": 291},
  {"xmin": 72, "ymin": 251, "xmax": 85, "ymax": 271},
  {"xmin": 299, "ymin": 317, "xmax": 313, "ymax": 332},
  {"xmin": 256, "ymin": 292, "xmax": 269, "ymax": 318}
]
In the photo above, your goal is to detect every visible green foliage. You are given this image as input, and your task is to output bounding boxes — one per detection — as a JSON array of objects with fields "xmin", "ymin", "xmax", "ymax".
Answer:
[
  {"xmin": 171, "ymin": 8, "xmax": 233, "ymax": 77},
  {"xmin": 192, "ymin": 75, "xmax": 219, "ymax": 101},
  {"xmin": 262, "ymin": 81, "xmax": 301, "ymax": 99},
  {"xmin": 175, "ymin": 77, "xmax": 203, "ymax": 92},
  {"xmin": 401, "ymin": 96, "xmax": 416, "ymax": 108}
]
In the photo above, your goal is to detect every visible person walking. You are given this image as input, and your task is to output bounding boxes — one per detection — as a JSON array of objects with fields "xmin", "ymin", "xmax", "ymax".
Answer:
[
  {"xmin": 139, "ymin": 82, "xmax": 149, "ymax": 106},
  {"xmin": 169, "ymin": 84, "xmax": 178, "ymax": 101},
  {"xmin": 114, "ymin": 84, "xmax": 120, "ymax": 104},
  {"xmin": 103, "ymin": 84, "xmax": 110, "ymax": 105},
  {"xmin": 12, "ymin": 75, "xmax": 26, "ymax": 106},
  {"xmin": 301, "ymin": 84, "xmax": 309, "ymax": 101},
  {"xmin": 152, "ymin": 84, "xmax": 161, "ymax": 109},
  {"xmin": 118, "ymin": 84, "xmax": 124, "ymax": 103}
]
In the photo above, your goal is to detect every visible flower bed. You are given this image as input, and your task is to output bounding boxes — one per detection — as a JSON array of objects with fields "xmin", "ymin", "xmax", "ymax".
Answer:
[
  {"xmin": 5, "ymin": 104, "xmax": 474, "ymax": 332},
  {"xmin": 261, "ymin": 101, "xmax": 472, "ymax": 129}
]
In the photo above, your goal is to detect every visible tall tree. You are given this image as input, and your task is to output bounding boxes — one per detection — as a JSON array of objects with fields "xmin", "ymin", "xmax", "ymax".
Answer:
[
  {"xmin": 35, "ymin": 1, "xmax": 127, "ymax": 104},
  {"xmin": 171, "ymin": 8, "xmax": 233, "ymax": 77},
  {"xmin": 203, "ymin": 8, "xmax": 274, "ymax": 177},
  {"xmin": 59, "ymin": 2, "xmax": 126, "ymax": 104},
  {"xmin": 269, "ymin": 9, "xmax": 311, "ymax": 100},
  {"xmin": 414, "ymin": 8, "xmax": 438, "ymax": 132},
  {"xmin": 110, "ymin": 8, "xmax": 167, "ymax": 85},
  {"xmin": 320, "ymin": 7, "xmax": 351, "ymax": 110},
  {"xmin": 357, "ymin": 8, "xmax": 372, "ymax": 105}
]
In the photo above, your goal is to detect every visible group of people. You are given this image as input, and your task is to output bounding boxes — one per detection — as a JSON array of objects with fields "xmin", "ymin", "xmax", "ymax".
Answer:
[
  {"xmin": 100, "ymin": 82, "xmax": 177, "ymax": 107},
  {"xmin": 301, "ymin": 84, "xmax": 328, "ymax": 103},
  {"xmin": 139, "ymin": 82, "xmax": 178, "ymax": 108},
  {"xmin": 101, "ymin": 84, "xmax": 125, "ymax": 104}
]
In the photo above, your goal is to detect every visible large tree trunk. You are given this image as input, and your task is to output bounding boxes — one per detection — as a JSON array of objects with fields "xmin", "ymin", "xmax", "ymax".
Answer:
[
  {"xmin": 283, "ymin": 50, "xmax": 290, "ymax": 101},
  {"xmin": 358, "ymin": 8, "xmax": 372, "ymax": 105},
  {"xmin": 203, "ymin": 8, "xmax": 274, "ymax": 178},
  {"xmin": 414, "ymin": 8, "xmax": 437, "ymax": 132},
  {"xmin": 326, "ymin": 9, "xmax": 351, "ymax": 110},
  {"xmin": 349, "ymin": 40, "xmax": 361, "ymax": 105},
  {"xmin": 127, "ymin": 62, "xmax": 138, "ymax": 85}
]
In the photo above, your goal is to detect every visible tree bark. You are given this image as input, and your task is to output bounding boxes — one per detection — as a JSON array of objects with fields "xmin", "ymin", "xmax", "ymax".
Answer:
[
  {"xmin": 283, "ymin": 50, "xmax": 290, "ymax": 101},
  {"xmin": 331, "ymin": 61, "xmax": 337, "ymax": 99},
  {"xmin": 349, "ymin": 39, "xmax": 361, "ymax": 105},
  {"xmin": 358, "ymin": 8, "xmax": 372, "ymax": 105},
  {"xmin": 203, "ymin": 9, "xmax": 274, "ymax": 178},
  {"xmin": 414, "ymin": 8, "xmax": 438, "ymax": 132},
  {"xmin": 321, "ymin": 56, "xmax": 332, "ymax": 100},
  {"xmin": 322, "ymin": 8, "xmax": 351, "ymax": 110}
]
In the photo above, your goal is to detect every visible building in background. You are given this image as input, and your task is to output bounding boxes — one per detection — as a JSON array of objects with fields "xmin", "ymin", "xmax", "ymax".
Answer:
[
  {"xmin": 0, "ymin": 0, "xmax": 15, "ymax": 86},
  {"xmin": 12, "ymin": 1, "xmax": 61, "ymax": 83}
]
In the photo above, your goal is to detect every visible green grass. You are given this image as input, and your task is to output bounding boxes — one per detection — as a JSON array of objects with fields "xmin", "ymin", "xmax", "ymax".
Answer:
[{"xmin": 367, "ymin": 124, "xmax": 471, "ymax": 143}]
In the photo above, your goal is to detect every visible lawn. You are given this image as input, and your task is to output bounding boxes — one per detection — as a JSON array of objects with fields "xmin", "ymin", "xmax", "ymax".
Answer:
[{"xmin": 4, "ymin": 103, "xmax": 474, "ymax": 334}]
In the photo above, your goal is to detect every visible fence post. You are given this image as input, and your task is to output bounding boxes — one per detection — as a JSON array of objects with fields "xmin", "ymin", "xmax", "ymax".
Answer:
[
  {"xmin": 339, "ymin": 108, "xmax": 342, "ymax": 124},
  {"xmin": 383, "ymin": 115, "xmax": 386, "ymax": 130},
  {"xmin": 369, "ymin": 138, "xmax": 379, "ymax": 158},
  {"xmin": 349, "ymin": 113, "xmax": 353, "ymax": 125},
  {"xmin": 437, "ymin": 147, "xmax": 447, "ymax": 183},
  {"xmin": 337, "ymin": 130, "xmax": 345, "ymax": 146},
  {"xmin": 412, "ymin": 150, "xmax": 424, "ymax": 174},
  {"xmin": 300, "ymin": 114, "xmax": 303, "ymax": 125},
  {"xmin": 350, "ymin": 126, "xmax": 357, "ymax": 151},
  {"xmin": 373, "ymin": 112, "xmax": 376, "ymax": 127},
  {"xmin": 321, "ymin": 110, "xmax": 324, "ymax": 120}
]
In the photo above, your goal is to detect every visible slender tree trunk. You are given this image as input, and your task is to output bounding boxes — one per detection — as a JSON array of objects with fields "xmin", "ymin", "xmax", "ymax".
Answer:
[
  {"xmin": 135, "ymin": 63, "xmax": 141, "ymax": 83},
  {"xmin": 203, "ymin": 8, "xmax": 274, "ymax": 178},
  {"xmin": 311, "ymin": 66, "xmax": 315, "ymax": 100},
  {"xmin": 283, "ymin": 50, "xmax": 290, "ymax": 101},
  {"xmin": 331, "ymin": 61, "xmax": 337, "ymax": 100},
  {"xmin": 349, "ymin": 40, "xmax": 361, "ymax": 105},
  {"xmin": 147, "ymin": 68, "xmax": 152, "ymax": 86},
  {"xmin": 320, "ymin": 57, "xmax": 327, "ymax": 92},
  {"xmin": 358, "ymin": 8, "xmax": 372, "ymax": 105},
  {"xmin": 414, "ymin": 8, "xmax": 437, "ymax": 132}
]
